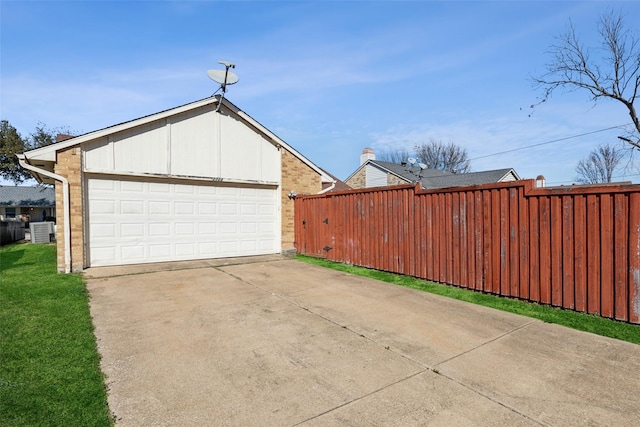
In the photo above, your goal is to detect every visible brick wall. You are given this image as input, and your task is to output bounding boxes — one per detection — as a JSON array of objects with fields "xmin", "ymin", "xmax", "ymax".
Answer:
[
  {"xmin": 280, "ymin": 149, "xmax": 322, "ymax": 252},
  {"xmin": 345, "ymin": 166, "xmax": 407, "ymax": 189},
  {"xmin": 345, "ymin": 166, "xmax": 366, "ymax": 189},
  {"xmin": 54, "ymin": 145, "xmax": 84, "ymax": 272},
  {"xmin": 387, "ymin": 174, "xmax": 406, "ymax": 186}
]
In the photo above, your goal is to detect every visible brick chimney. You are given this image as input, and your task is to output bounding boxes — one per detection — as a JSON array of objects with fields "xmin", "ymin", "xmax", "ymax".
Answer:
[
  {"xmin": 56, "ymin": 134, "xmax": 74, "ymax": 142},
  {"xmin": 360, "ymin": 147, "xmax": 375, "ymax": 165}
]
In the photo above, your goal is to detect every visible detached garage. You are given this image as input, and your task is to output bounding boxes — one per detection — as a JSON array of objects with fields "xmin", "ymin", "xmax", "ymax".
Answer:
[{"xmin": 19, "ymin": 96, "xmax": 334, "ymax": 272}]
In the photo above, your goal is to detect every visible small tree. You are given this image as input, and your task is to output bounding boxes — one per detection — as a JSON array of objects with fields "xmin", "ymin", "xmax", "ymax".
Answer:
[
  {"xmin": 0, "ymin": 121, "xmax": 70, "ymax": 185},
  {"xmin": 533, "ymin": 10, "xmax": 640, "ymax": 150},
  {"xmin": 575, "ymin": 143, "xmax": 625, "ymax": 184},
  {"xmin": 415, "ymin": 139, "xmax": 471, "ymax": 173},
  {"xmin": 0, "ymin": 120, "xmax": 31, "ymax": 184},
  {"xmin": 30, "ymin": 123, "xmax": 60, "ymax": 149}
]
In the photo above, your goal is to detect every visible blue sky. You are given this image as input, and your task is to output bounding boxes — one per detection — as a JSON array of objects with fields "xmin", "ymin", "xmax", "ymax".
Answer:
[{"xmin": 2, "ymin": 0, "xmax": 639, "ymax": 185}]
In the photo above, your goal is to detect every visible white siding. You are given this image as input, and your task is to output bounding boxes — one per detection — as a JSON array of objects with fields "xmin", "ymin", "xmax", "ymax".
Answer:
[
  {"xmin": 113, "ymin": 121, "xmax": 169, "ymax": 174},
  {"xmin": 499, "ymin": 171, "xmax": 518, "ymax": 182},
  {"xmin": 169, "ymin": 106, "xmax": 217, "ymax": 177},
  {"xmin": 83, "ymin": 137, "xmax": 112, "ymax": 170},
  {"xmin": 83, "ymin": 104, "xmax": 280, "ymax": 184},
  {"xmin": 366, "ymin": 164, "xmax": 388, "ymax": 188}
]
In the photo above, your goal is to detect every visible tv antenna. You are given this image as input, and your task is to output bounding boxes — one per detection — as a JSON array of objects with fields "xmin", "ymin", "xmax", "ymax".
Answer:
[
  {"xmin": 417, "ymin": 163, "xmax": 427, "ymax": 178},
  {"xmin": 404, "ymin": 157, "xmax": 417, "ymax": 173},
  {"xmin": 208, "ymin": 61, "xmax": 239, "ymax": 112}
]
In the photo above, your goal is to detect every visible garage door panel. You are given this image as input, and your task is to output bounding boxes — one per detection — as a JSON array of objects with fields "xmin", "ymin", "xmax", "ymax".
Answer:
[
  {"xmin": 87, "ymin": 177, "xmax": 278, "ymax": 267},
  {"xmin": 121, "ymin": 223, "xmax": 144, "ymax": 236},
  {"xmin": 198, "ymin": 202, "xmax": 217, "ymax": 214},
  {"xmin": 259, "ymin": 239, "xmax": 275, "ymax": 250},
  {"xmin": 149, "ymin": 201, "xmax": 170, "ymax": 214},
  {"xmin": 121, "ymin": 181, "xmax": 144, "ymax": 192},
  {"xmin": 149, "ymin": 244, "xmax": 171, "ymax": 258},
  {"xmin": 198, "ymin": 223, "xmax": 217, "ymax": 234},
  {"xmin": 199, "ymin": 242, "xmax": 218, "ymax": 256},
  {"xmin": 121, "ymin": 245, "xmax": 144, "ymax": 259}
]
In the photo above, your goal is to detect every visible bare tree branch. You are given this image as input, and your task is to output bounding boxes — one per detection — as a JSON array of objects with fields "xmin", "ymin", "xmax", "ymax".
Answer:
[
  {"xmin": 533, "ymin": 10, "xmax": 640, "ymax": 150},
  {"xmin": 377, "ymin": 148, "xmax": 412, "ymax": 164},
  {"xmin": 415, "ymin": 139, "xmax": 471, "ymax": 173},
  {"xmin": 575, "ymin": 142, "xmax": 626, "ymax": 183}
]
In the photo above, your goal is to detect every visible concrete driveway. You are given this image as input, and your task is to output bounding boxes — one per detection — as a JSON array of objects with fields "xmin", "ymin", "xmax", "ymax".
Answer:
[{"xmin": 85, "ymin": 256, "xmax": 640, "ymax": 426}]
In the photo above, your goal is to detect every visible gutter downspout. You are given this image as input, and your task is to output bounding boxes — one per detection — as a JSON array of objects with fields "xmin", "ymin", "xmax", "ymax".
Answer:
[
  {"xmin": 17, "ymin": 154, "xmax": 72, "ymax": 273},
  {"xmin": 317, "ymin": 181, "xmax": 336, "ymax": 194}
]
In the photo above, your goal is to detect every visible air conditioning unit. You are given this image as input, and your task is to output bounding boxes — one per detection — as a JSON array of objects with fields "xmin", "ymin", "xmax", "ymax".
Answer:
[{"xmin": 30, "ymin": 221, "xmax": 54, "ymax": 244}]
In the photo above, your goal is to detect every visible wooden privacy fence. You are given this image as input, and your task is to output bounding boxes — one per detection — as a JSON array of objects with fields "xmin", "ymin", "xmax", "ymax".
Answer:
[{"xmin": 294, "ymin": 180, "xmax": 640, "ymax": 324}]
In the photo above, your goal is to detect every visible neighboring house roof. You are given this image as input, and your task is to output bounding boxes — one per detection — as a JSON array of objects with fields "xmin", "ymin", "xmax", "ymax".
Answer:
[
  {"xmin": 419, "ymin": 168, "xmax": 519, "ymax": 189},
  {"xmin": 20, "ymin": 96, "xmax": 336, "ymax": 186},
  {"xmin": 353, "ymin": 160, "xmax": 520, "ymax": 190},
  {"xmin": 0, "ymin": 185, "xmax": 55, "ymax": 207},
  {"xmin": 372, "ymin": 161, "xmax": 452, "ymax": 180}
]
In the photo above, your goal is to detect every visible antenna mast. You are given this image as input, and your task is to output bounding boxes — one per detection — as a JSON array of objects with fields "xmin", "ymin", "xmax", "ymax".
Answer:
[{"xmin": 207, "ymin": 61, "xmax": 239, "ymax": 112}]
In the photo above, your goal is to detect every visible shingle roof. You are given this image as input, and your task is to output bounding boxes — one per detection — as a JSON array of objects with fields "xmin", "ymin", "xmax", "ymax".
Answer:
[
  {"xmin": 419, "ymin": 168, "xmax": 516, "ymax": 189},
  {"xmin": 369, "ymin": 161, "xmax": 519, "ymax": 189},
  {"xmin": 372, "ymin": 161, "xmax": 452, "ymax": 180},
  {"xmin": 0, "ymin": 186, "xmax": 55, "ymax": 207}
]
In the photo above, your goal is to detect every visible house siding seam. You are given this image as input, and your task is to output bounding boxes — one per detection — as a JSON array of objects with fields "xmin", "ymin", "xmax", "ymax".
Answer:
[
  {"xmin": 280, "ymin": 148, "xmax": 322, "ymax": 252},
  {"xmin": 54, "ymin": 145, "xmax": 84, "ymax": 272}
]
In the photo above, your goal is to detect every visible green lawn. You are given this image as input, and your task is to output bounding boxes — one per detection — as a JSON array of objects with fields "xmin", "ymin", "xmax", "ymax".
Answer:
[
  {"xmin": 0, "ymin": 243, "xmax": 112, "ymax": 426},
  {"xmin": 297, "ymin": 255, "xmax": 640, "ymax": 345}
]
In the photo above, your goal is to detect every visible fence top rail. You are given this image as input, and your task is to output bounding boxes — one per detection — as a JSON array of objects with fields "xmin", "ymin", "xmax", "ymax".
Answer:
[
  {"xmin": 527, "ymin": 182, "xmax": 640, "ymax": 196},
  {"xmin": 297, "ymin": 183, "xmax": 417, "ymax": 200},
  {"xmin": 297, "ymin": 179, "xmax": 640, "ymax": 200}
]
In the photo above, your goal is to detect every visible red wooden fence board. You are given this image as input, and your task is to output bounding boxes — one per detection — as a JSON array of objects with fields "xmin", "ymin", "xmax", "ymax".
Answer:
[
  {"xmin": 491, "ymin": 190, "xmax": 501, "ymax": 294},
  {"xmin": 529, "ymin": 196, "xmax": 540, "ymax": 302},
  {"xmin": 499, "ymin": 188, "xmax": 509, "ymax": 296},
  {"xmin": 539, "ymin": 196, "xmax": 552, "ymax": 304},
  {"xmin": 573, "ymin": 195, "xmax": 587, "ymax": 312},
  {"xmin": 474, "ymin": 191, "xmax": 483, "ymax": 291},
  {"xmin": 629, "ymin": 193, "xmax": 640, "ymax": 323},
  {"xmin": 509, "ymin": 187, "xmax": 520, "ymax": 298},
  {"xmin": 550, "ymin": 196, "xmax": 563, "ymax": 307},
  {"xmin": 518, "ymin": 186, "xmax": 530, "ymax": 299},
  {"xmin": 614, "ymin": 193, "xmax": 628, "ymax": 321},
  {"xmin": 586, "ymin": 194, "xmax": 601, "ymax": 314},
  {"xmin": 600, "ymin": 194, "xmax": 614, "ymax": 318},
  {"xmin": 483, "ymin": 190, "xmax": 493, "ymax": 292},
  {"xmin": 562, "ymin": 195, "xmax": 575, "ymax": 309}
]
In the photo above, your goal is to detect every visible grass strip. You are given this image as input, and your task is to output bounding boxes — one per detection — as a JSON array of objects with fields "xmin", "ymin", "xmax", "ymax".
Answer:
[
  {"xmin": 296, "ymin": 255, "xmax": 640, "ymax": 345},
  {"xmin": 0, "ymin": 243, "xmax": 112, "ymax": 426}
]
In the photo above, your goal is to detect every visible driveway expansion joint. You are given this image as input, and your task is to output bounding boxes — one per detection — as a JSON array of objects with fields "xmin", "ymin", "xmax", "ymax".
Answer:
[
  {"xmin": 292, "ymin": 370, "xmax": 428, "ymax": 426},
  {"xmin": 433, "ymin": 319, "xmax": 538, "ymax": 368}
]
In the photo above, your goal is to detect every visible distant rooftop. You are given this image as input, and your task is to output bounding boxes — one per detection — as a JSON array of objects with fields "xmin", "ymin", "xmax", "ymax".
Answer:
[
  {"xmin": 0, "ymin": 185, "xmax": 55, "ymax": 207},
  {"xmin": 370, "ymin": 160, "xmax": 520, "ymax": 189}
]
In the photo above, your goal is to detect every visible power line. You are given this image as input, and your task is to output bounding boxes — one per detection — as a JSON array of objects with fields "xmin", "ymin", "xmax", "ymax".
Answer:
[
  {"xmin": 469, "ymin": 124, "xmax": 630, "ymax": 161},
  {"xmin": 546, "ymin": 172, "xmax": 640, "ymax": 186}
]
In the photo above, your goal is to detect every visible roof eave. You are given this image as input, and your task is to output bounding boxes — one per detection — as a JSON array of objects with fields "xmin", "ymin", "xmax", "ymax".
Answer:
[{"xmin": 22, "ymin": 97, "xmax": 220, "ymax": 162}]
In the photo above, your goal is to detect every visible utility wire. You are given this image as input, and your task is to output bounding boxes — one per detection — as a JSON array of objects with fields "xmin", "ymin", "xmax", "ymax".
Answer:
[
  {"xmin": 469, "ymin": 124, "xmax": 630, "ymax": 161},
  {"xmin": 547, "ymin": 172, "xmax": 640, "ymax": 185}
]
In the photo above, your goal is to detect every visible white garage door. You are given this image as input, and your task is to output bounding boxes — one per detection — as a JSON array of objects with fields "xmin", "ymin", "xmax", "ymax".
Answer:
[{"xmin": 87, "ymin": 177, "xmax": 279, "ymax": 267}]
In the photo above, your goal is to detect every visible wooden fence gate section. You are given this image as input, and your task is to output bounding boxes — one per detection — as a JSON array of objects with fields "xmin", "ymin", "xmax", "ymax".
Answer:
[{"xmin": 294, "ymin": 180, "xmax": 640, "ymax": 324}]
